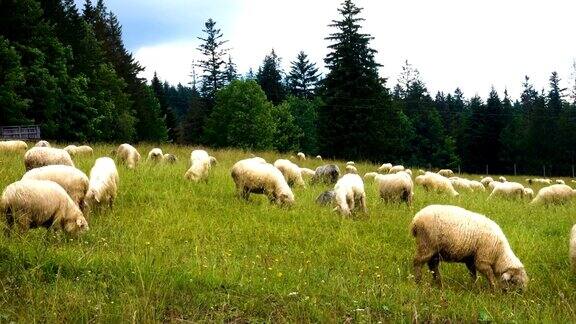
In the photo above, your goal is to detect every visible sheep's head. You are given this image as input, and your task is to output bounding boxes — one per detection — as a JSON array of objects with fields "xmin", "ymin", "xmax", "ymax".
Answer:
[
  {"xmin": 500, "ymin": 267, "xmax": 528, "ymax": 291},
  {"xmin": 64, "ymin": 210, "xmax": 89, "ymax": 235},
  {"xmin": 277, "ymin": 192, "xmax": 295, "ymax": 206},
  {"xmin": 209, "ymin": 156, "xmax": 218, "ymax": 166}
]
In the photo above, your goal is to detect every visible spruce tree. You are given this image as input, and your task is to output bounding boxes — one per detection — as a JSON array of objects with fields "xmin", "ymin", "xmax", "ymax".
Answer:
[
  {"xmin": 196, "ymin": 18, "xmax": 228, "ymax": 105},
  {"xmin": 286, "ymin": 51, "xmax": 320, "ymax": 98},
  {"xmin": 225, "ymin": 55, "xmax": 238, "ymax": 83},
  {"xmin": 151, "ymin": 72, "xmax": 177, "ymax": 141},
  {"xmin": 256, "ymin": 49, "xmax": 286, "ymax": 105},
  {"xmin": 318, "ymin": 0, "xmax": 410, "ymax": 161}
]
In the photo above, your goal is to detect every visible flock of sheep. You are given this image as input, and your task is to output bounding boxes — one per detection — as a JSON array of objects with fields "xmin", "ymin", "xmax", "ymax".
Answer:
[{"xmin": 0, "ymin": 139, "xmax": 575, "ymax": 292}]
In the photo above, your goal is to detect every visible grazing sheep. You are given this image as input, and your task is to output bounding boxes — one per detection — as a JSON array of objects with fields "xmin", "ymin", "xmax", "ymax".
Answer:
[
  {"xmin": 333, "ymin": 173, "xmax": 367, "ymax": 216},
  {"xmin": 363, "ymin": 172, "xmax": 379, "ymax": 180},
  {"xmin": 315, "ymin": 155, "xmax": 322, "ymax": 160},
  {"xmin": 488, "ymin": 182, "xmax": 525, "ymax": 200},
  {"xmin": 346, "ymin": 161, "xmax": 355, "ymax": 166},
  {"xmin": 529, "ymin": 184, "xmax": 576, "ymax": 205},
  {"xmin": 311, "ymin": 164, "xmax": 340, "ymax": 184},
  {"xmin": 273, "ymin": 159, "xmax": 305, "ymax": 187},
  {"xmin": 85, "ymin": 157, "xmax": 119, "ymax": 211},
  {"xmin": 35, "ymin": 140, "xmax": 50, "ymax": 147},
  {"xmin": 526, "ymin": 178, "xmax": 552, "ymax": 185},
  {"xmin": 570, "ymin": 225, "xmax": 576, "ymax": 272},
  {"xmin": 116, "ymin": 144, "xmax": 140, "ymax": 169},
  {"xmin": 345, "ymin": 165, "xmax": 358, "ymax": 174},
  {"xmin": 63, "ymin": 145, "xmax": 77, "ymax": 155},
  {"xmin": 24, "ymin": 147, "xmax": 75, "ymax": 171},
  {"xmin": 411, "ymin": 205, "xmax": 528, "ymax": 290},
  {"xmin": 405, "ymin": 169, "xmax": 413, "ymax": 176},
  {"xmin": 0, "ymin": 140, "xmax": 28, "ymax": 152},
  {"xmin": 147, "ymin": 148, "xmax": 163, "ymax": 162},
  {"xmin": 315, "ymin": 190, "xmax": 335, "ymax": 206},
  {"xmin": 480, "ymin": 177, "xmax": 494, "ymax": 187},
  {"xmin": 415, "ymin": 172, "xmax": 459, "ymax": 197},
  {"xmin": 449, "ymin": 177, "xmax": 473, "ymax": 192},
  {"xmin": 469, "ymin": 180, "xmax": 486, "ymax": 192},
  {"xmin": 64, "ymin": 145, "xmax": 93, "ymax": 156},
  {"xmin": 231, "ymin": 158, "xmax": 294, "ymax": 205},
  {"xmin": 377, "ymin": 163, "xmax": 393, "ymax": 173},
  {"xmin": 418, "ymin": 169, "xmax": 426, "ymax": 175},
  {"xmin": 389, "ymin": 165, "xmax": 405, "ymax": 174},
  {"xmin": 499, "ymin": 176, "xmax": 507, "ymax": 183},
  {"xmin": 22, "ymin": 165, "xmax": 89, "ymax": 211},
  {"xmin": 1, "ymin": 179, "xmax": 89, "ymax": 235},
  {"xmin": 209, "ymin": 156, "xmax": 218, "ymax": 166},
  {"xmin": 297, "ymin": 152, "xmax": 306, "ymax": 160},
  {"xmin": 556, "ymin": 179, "xmax": 565, "ymax": 185},
  {"xmin": 523, "ymin": 188, "xmax": 534, "ymax": 199},
  {"xmin": 163, "ymin": 154, "xmax": 177, "ymax": 163},
  {"xmin": 374, "ymin": 171, "xmax": 413, "ymax": 205},
  {"xmin": 437, "ymin": 169, "xmax": 454, "ymax": 177},
  {"xmin": 185, "ymin": 150, "xmax": 213, "ymax": 182},
  {"xmin": 300, "ymin": 167, "xmax": 316, "ymax": 178}
]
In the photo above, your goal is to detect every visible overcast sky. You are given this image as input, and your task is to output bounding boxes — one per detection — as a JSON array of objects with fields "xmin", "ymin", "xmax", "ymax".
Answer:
[{"xmin": 81, "ymin": 0, "xmax": 576, "ymax": 100}]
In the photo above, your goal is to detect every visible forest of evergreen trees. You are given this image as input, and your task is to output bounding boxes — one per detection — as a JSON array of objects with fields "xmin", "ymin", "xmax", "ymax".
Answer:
[{"xmin": 2, "ymin": 0, "xmax": 576, "ymax": 175}]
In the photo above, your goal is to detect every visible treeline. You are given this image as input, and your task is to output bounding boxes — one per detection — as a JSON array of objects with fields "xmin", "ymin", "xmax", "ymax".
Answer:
[{"xmin": 2, "ymin": 0, "xmax": 576, "ymax": 175}]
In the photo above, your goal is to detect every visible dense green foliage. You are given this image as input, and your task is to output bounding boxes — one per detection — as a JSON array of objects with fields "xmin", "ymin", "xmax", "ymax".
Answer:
[{"xmin": 0, "ymin": 145, "xmax": 575, "ymax": 322}]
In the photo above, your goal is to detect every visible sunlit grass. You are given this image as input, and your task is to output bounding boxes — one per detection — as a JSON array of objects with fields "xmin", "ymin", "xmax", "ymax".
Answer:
[{"xmin": 0, "ymin": 143, "xmax": 574, "ymax": 322}]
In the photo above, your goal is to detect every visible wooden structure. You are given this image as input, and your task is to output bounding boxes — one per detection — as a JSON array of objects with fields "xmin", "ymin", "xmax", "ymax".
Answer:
[{"xmin": 1, "ymin": 125, "xmax": 41, "ymax": 140}]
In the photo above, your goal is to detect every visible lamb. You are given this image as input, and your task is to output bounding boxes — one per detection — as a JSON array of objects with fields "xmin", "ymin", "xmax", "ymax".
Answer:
[
  {"xmin": 1, "ymin": 179, "xmax": 89, "ymax": 235},
  {"xmin": 231, "ymin": 158, "xmax": 294, "ymax": 205},
  {"xmin": 556, "ymin": 179, "xmax": 565, "ymax": 185},
  {"xmin": 333, "ymin": 173, "xmax": 367, "ymax": 216},
  {"xmin": 147, "ymin": 148, "xmax": 163, "ymax": 162},
  {"xmin": 0, "ymin": 140, "xmax": 28, "ymax": 152},
  {"xmin": 35, "ymin": 140, "xmax": 50, "ymax": 147},
  {"xmin": 529, "ymin": 184, "xmax": 576, "ymax": 205},
  {"xmin": 374, "ymin": 171, "xmax": 413, "ymax": 205},
  {"xmin": 116, "ymin": 144, "xmax": 140, "ymax": 169},
  {"xmin": 488, "ymin": 182, "xmax": 525, "ymax": 200},
  {"xmin": 437, "ymin": 169, "xmax": 454, "ymax": 177},
  {"xmin": 345, "ymin": 165, "xmax": 358, "ymax": 174},
  {"xmin": 163, "ymin": 154, "xmax": 177, "ymax": 163},
  {"xmin": 297, "ymin": 152, "xmax": 306, "ymax": 160},
  {"xmin": 311, "ymin": 164, "xmax": 340, "ymax": 184},
  {"xmin": 273, "ymin": 159, "xmax": 305, "ymax": 187},
  {"xmin": 570, "ymin": 225, "xmax": 576, "ymax": 272},
  {"xmin": 388, "ymin": 165, "xmax": 405, "ymax": 174},
  {"xmin": 411, "ymin": 204, "xmax": 528, "ymax": 290},
  {"xmin": 363, "ymin": 172, "xmax": 379, "ymax": 180},
  {"xmin": 300, "ymin": 168, "xmax": 316, "ymax": 178},
  {"xmin": 415, "ymin": 172, "xmax": 459, "ymax": 197},
  {"xmin": 377, "ymin": 163, "xmax": 393, "ymax": 173},
  {"xmin": 185, "ymin": 150, "xmax": 213, "ymax": 182},
  {"xmin": 24, "ymin": 147, "xmax": 75, "ymax": 171},
  {"xmin": 21, "ymin": 165, "xmax": 89, "ymax": 211},
  {"xmin": 480, "ymin": 176, "xmax": 494, "ymax": 187},
  {"xmin": 315, "ymin": 190, "xmax": 335, "ymax": 206},
  {"xmin": 85, "ymin": 157, "xmax": 119, "ymax": 211}
]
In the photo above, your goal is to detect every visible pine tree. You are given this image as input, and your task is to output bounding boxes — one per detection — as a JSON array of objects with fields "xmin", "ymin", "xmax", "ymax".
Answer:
[
  {"xmin": 256, "ymin": 49, "xmax": 286, "ymax": 105},
  {"xmin": 318, "ymin": 0, "xmax": 410, "ymax": 161},
  {"xmin": 0, "ymin": 36, "xmax": 30, "ymax": 125},
  {"xmin": 225, "ymin": 55, "xmax": 238, "ymax": 83},
  {"xmin": 196, "ymin": 18, "xmax": 228, "ymax": 105},
  {"xmin": 151, "ymin": 72, "xmax": 177, "ymax": 141},
  {"xmin": 286, "ymin": 51, "xmax": 320, "ymax": 98}
]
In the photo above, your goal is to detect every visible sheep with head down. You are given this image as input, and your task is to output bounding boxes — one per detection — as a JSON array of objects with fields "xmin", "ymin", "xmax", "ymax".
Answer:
[
  {"xmin": 480, "ymin": 176, "xmax": 494, "ymax": 187},
  {"xmin": 345, "ymin": 165, "xmax": 358, "ymax": 174},
  {"xmin": 488, "ymin": 182, "xmax": 526, "ymax": 200},
  {"xmin": 333, "ymin": 173, "xmax": 367, "ymax": 216},
  {"xmin": 85, "ymin": 157, "xmax": 119, "ymax": 212},
  {"xmin": 24, "ymin": 147, "xmax": 74, "ymax": 171},
  {"xmin": 300, "ymin": 167, "xmax": 316, "ymax": 178},
  {"xmin": 437, "ymin": 169, "xmax": 454, "ymax": 177},
  {"xmin": 363, "ymin": 172, "xmax": 378, "ymax": 180},
  {"xmin": 231, "ymin": 158, "xmax": 294, "ymax": 206},
  {"xmin": 388, "ymin": 165, "xmax": 405, "ymax": 174},
  {"xmin": 415, "ymin": 172, "xmax": 459, "ymax": 197},
  {"xmin": 570, "ymin": 225, "xmax": 576, "ymax": 273},
  {"xmin": 116, "ymin": 144, "xmax": 140, "ymax": 169},
  {"xmin": 311, "ymin": 164, "xmax": 340, "ymax": 184},
  {"xmin": 296, "ymin": 152, "xmax": 306, "ymax": 160},
  {"xmin": 0, "ymin": 140, "xmax": 28, "ymax": 152},
  {"xmin": 1, "ymin": 179, "xmax": 89, "ymax": 235},
  {"xmin": 374, "ymin": 171, "xmax": 413, "ymax": 205},
  {"xmin": 185, "ymin": 150, "xmax": 215, "ymax": 182},
  {"xmin": 411, "ymin": 204, "xmax": 528, "ymax": 290},
  {"xmin": 147, "ymin": 148, "xmax": 163, "ymax": 162},
  {"xmin": 163, "ymin": 154, "xmax": 177, "ymax": 163},
  {"xmin": 377, "ymin": 163, "xmax": 392, "ymax": 173},
  {"xmin": 35, "ymin": 140, "xmax": 50, "ymax": 147},
  {"xmin": 273, "ymin": 159, "xmax": 305, "ymax": 187},
  {"xmin": 529, "ymin": 184, "xmax": 576, "ymax": 205}
]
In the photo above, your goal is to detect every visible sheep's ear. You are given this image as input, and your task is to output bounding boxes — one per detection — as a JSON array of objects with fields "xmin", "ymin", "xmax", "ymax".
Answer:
[{"xmin": 501, "ymin": 272, "xmax": 511, "ymax": 281}]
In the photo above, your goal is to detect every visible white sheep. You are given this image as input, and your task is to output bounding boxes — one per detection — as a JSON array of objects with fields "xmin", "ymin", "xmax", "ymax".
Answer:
[
  {"xmin": 499, "ymin": 176, "xmax": 507, "ymax": 183},
  {"xmin": 0, "ymin": 140, "xmax": 28, "ymax": 152},
  {"xmin": 415, "ymin": 172, "xmax": 459, "ymax": 197},
  {"xmin": 449, "ymin": 177, "xmax": 473, "ymax": 192},
  {"xmin": 22, "ymin": 165, "xmax": 89, "ymax": 211},
  {"xmin": 346, "ymin": 161, "xmax": 355, "ymax": 166},
  {"xmin": 63, "ymin": 145, "xmax": 77, "ymax": 155},
  {"xmin": 85, "ymin": 157, "xmax": 119, "ymax": 211},
  {"xmin": 523, "ymin": 187, "xmax": 534, "ymax": 199},
  {"xmin": 333, "ymin": 173, "xmax": 367, "ymax": 216},
  {"xmin": 388, "ymin": 165, "xmax": 405, "ymax": 174},
  {"xmin": 64, "ymin": 145, "xmax": 93, "ymax": 156},
  {"xmin": 469, "ymin": 180, "xmax": 486, "ymax": 192},
  {"xmin": 556, "ymin": 179, "xmax": 565, "ymax": 185},
  {"xmin": 345, "ymin": 165, "xmax": 358, "ymax": 174},
  {"xmin": 488, "ymin": 182, "xmax": 525, "ymax": 200},
  {"xmin": 185, "ymin": 150, "xmax": 213, "ymax": 182},
  {"xmin": 526, "ymin": 178, "xmax": 552, "ymax": 185},
  {"xmin": 411, "ymin": 204, "xmax": 528, "ymax": 290},
  {"xmin": 480, "ymin": 176, "xmax": 494, "ymax": 187},
  {"xmin": 529, "ymin": 184, "xmax": 576, "ymax": 205},
  {"xmin": 231, "ymin": 158, "xmax": 294, "ymax": 205},
  {"xmin": 296, "ymin": 152, "xmax": 306, "ymax": 160},
  {"xmin": 147, "ymin": 148, "xmax": 163, "ymax": 162},
  {"xmin": 35, "ymin": 140, "xmax": 50, "ymax": 147},
  {"xmin": 300, "ymin": 167, "xmax": 316, "ymax": 178},
  {"xmin": 24, "ymin": 147, "xmax": 75, "ymax": 171},
  {"xmin": 374, "ymin": 171, "xmax": 413, "ymax": 205},
  {"xmin": 1, "ymin": 179, "xmax": 89, "ymax": 235},
  {"xmin": 116, "ymin": 144, "xmax": 140, "ymax": 169},
  {"xmin": 315, "ymin": 155, "xmax": 322, "ymax": 160},
  {"xmin": 377, "ymin": 163, "xmax": 393, "ymax": 173},
  {"xmin": 405, "ymin": 169, "xmax": 413, "ymax": 176},
  {"xmin": 273, "ymin": 159, "xmax": 305, "ymax": 187},
  {"xmin": 363, "ymin": 172, "xmax": 379, "ymax": 180},
  {"xmin": 437, "ymin": 169, "xmax": 454, "ymax": 177},
  {"xmin": 570, "ymin": 225, "xmax": 576, "ymax": 273}
]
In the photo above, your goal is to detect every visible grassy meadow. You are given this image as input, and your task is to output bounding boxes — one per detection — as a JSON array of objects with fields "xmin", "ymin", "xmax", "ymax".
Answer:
[{"xmin": 0, "ymin": 143, "xmax": 575, "ymax": 322}]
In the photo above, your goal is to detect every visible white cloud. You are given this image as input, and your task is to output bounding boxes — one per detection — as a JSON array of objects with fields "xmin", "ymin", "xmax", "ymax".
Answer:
[{"xmin": 134, "ymin": 0, "xmax": 576, "ymax": 99}]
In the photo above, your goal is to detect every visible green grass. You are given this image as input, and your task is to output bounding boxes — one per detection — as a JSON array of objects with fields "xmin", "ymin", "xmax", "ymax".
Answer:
[{"xmin": 0, "ymin": 143, "xmax": 575, "ymax": 322}]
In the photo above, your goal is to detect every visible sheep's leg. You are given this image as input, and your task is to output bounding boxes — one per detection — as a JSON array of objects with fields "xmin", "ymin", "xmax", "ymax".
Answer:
[
  {"xmin": 413, "ymin": 247, "xmax": 435, "ymax": 283},
  {"xmin": 476, "ymin": 261, "xmax": 497, "ymax": 289},
  {"xmin": 427, "ymin": 254, "xmax": 442, "ymax": 286},
  {"xmin": 348, "ymin": 196, "xmax": 355, "ymax": 211},
  {"xmin": 359, "ymin": 194, "xmax": 368, "ymax": 213},
  {"xmin": 464, "ymin": 257, "xmax": 477, "ymax": 281}
]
